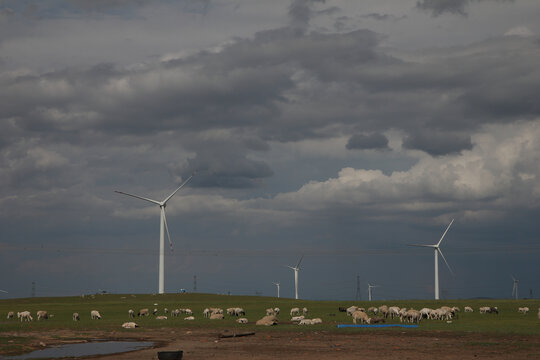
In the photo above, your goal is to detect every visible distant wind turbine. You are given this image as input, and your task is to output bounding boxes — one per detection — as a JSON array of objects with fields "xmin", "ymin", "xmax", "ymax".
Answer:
[
  {"xmin": 273, "ymin": 282, "xmax": 280, "ymax": 298},
  {"xmin": 287, "ymin": 255, "xmax": 304, "ymax": 300},
  {"xmin": 115, "ymin": 173, "xmax": 194, "ymax": 294},
  {"xmin": 409, "ymin": 219, "xmax": 455, "ymax": 300},
  {"xmin": 512, "ymin": 275, "xmax": 519, "ymax": 300},
  {"xmin": 367, "ymin": 283, "xmax": 380, "ymax": 301}
]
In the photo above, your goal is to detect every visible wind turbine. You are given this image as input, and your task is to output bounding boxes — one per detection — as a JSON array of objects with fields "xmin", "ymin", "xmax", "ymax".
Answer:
[
  {"xmin": 115, "ymin": 174, "xmax": 194, "ymax": 294},
  {"xmin": 287, "ymin": 255, "xmax": 303, "ymax": 300},
  {"xmin": 367, "ymin": 283, "xmax": 380, "ymax": 301},
  {"xmin": 273, "ymin": 282, "xmax": 280, "ymax": 298},
  {"xmin": 409, "ymin": 219, "xmax": 454, "ymax": 300},
  {"xmin": 512, "ymin": 276, "xmax": 519, "ymax": 300}
]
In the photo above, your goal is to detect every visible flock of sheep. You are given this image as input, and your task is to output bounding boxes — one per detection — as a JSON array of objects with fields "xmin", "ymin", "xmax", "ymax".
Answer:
[{"xmin": 6, "ymin": 304, "xmax": 540, "ymax": 329}]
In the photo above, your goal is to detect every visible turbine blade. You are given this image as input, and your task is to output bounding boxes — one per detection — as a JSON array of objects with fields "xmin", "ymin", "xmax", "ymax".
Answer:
[
  {"xmin": 114, "ymin": 191, "xmax": 161, "ymax": 206},
  {"xmin": 0, "ymin": 289, "xmax": 8, "ymax": 293},
  {"xmin": 437, "ymin": 219, "xmax": 455, "ymax": 247},
  {"xmin": 285, "ymin": 265, "xmax": 295, "ymax": 270},
  {"xmin": 162, "ymin": 173, "xmax": 195, "ymax": 204},
  {"xmin": 296, "ymin": 255, "xmax": 304, "ymax": 269},
  {"xmin": 163, "ymin": 210, "xmax": 173, "ymax": 252},
  {"xmin": 437, "ymin": 248, "xmax": 454, "ymax": 276},
  {"xmin": 408, "ymin": 244, "xmax": 437, "ymax": 248}
]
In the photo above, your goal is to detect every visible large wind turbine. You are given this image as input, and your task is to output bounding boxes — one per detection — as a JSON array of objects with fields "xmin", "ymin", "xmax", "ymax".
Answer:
[
  {"xmin": 512, "ymin": 276, "xmax": 519, "ymax": 300},
  {"xmin": 287, "ymin": 255, "xmax": 303, "ymax": 300},
  {"xmin": 409, "ymin": 219, "xmax": 454, "ymax": 300},
  {"xmin": 273, "ymin": 282, "xmax": 280, "ymax": 298},
  {"xmin": 367, "ymin": 283, "xmax": 380, "ymax": 301},
  {"xmin": 115, "ymin": 174, "xmax": 194, "ymax": 294}
]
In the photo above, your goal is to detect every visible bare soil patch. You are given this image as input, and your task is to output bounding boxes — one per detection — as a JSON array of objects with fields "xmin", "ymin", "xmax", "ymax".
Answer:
[{"xmin": 3, "ymin": 328, "xmax": 540, "ymax": 359}]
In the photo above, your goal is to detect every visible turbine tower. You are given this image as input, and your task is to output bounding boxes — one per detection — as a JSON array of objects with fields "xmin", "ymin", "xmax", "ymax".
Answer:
[
  {"xmin": 115, "ymin": 174, "xmax": 194, "ymax": 294},
  {"xmin": 512, "ymin": 276, "xmax": 519, "ymax": 300},
  {"xmin": 409, "ymin": 219, "xmax": 454, "ymax": 300},
  {"xmin": 273, "ymin": 282, "xmax": 280, "ymax": 298},
  {"xmin": 367, "ymin": 283, "xmax": 380, "ymax": 301},
  {"xmin": 287, "ymin": 255, "xmax": 303, "ymax": 300}
]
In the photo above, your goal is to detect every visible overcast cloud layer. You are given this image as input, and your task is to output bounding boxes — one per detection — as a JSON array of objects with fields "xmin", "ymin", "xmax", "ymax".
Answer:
[{"xmin": 1, "ymin": 0, "xmax": 540, "ymax": 300}]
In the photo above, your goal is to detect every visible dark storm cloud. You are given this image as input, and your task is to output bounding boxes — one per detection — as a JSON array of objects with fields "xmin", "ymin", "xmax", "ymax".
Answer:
[
  {"xmin": 402, "ymin": 130, "xmax": 473, "ymax": 156},
  {"xmin": 416, "ymin": 0, "xmax": 514, "ymax": 17},
  {"xmin": 346, "ymin": 133, "xmax": 389, "ymax": 150}
]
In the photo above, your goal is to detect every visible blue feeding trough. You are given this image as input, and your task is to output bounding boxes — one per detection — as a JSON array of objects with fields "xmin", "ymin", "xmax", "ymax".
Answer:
[{"xmin": 337, "ymin": 324, "xmax": 418, "ymax": 328}]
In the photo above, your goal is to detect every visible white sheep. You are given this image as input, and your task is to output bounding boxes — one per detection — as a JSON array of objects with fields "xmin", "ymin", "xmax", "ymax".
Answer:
[
  {"xmin": 209, "ymin": 313, "xmax": 224, "ymax": 320},
  {"xmin": 518, "ymin": 307, "xmax": 530, "ymax": 314},
  {"xmin": 183, "ymin": 308, "xmax": 193, "ymax": 315},
  {"xmin": 73, "ymin": 312, "xmax": 80, "ymax": 321},
  {"xmin": 352, "ymin": 310, "xmax": 370, "ymax": 324},
  {"xmin": 7, "ymin": 311, "xmax": 14, "ymax": 319},
  {"xmin": 311, "ymin": 318, "xmax": 322, "ymax": 324},
  {"xmin": 273, "ymin": 307, "xmax": 280, "ymax": 315},
  {"xmin": 184, "ymin": 316, "xmax": 195, "ymax": 320},
  {"xmin": 346, "ymin": 306, "xmax": 358, "ymax": 316},
  {"xmin": 464, "ymin": 306, "xmax": 473, "ymax": 313},
  {"xmin": 302, "ymin": 307, "xmax": 308, "ymax": 315},
  {"xmin": 256, "ymin": 315, "xmax": 277, "ymax": 326},
  {"xmin": 291, "ymin": 315, "xmax": 305, "ymax": 322},
  {"xmin": 90, "ymin": 310, "xmax": 102, "ymax": 320},
  {"xmin": 18, "ymin": 311, "xmax": 33, "ymax": 322},
  {"xmin": 36, "ymin": 310, "xmax": 48, "ymax": 320},
  {"xmin": 234, "ymin": 307, "xmax": 245, "ymax": 316},
  {"xmin": 172, "ymin": 309, "xmax": 180, "ymax": 317},
  {"xmin": 128, "ymin": 309, "xmax": 135, "ymax": 318},
  {"xmin": 155, "ymin": 315, "xmax": 167, "ymax": 320},
  {"xmin": 122, "ymin": 322, "xmax": 139, "ymax": 328},
  {"xmin": 299, "ymin": 319, "xmax": 314, "ymax": 325},
  {"xmin": 290, "ymin": 307, "xmax": 300, "ymax": 316},
  {"xmin": 138, "ymin": 308, "xmax": 149, "ymax": 316},
  {"xmin": 236, "ymin": 317, "xmax": 248, "ymax": 324}
]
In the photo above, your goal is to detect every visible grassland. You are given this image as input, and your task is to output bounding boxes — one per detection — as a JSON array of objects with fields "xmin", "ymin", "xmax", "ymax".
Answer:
[{"xmin": 1, "ymin": 293, "xmax": 540, "ymax": 335}]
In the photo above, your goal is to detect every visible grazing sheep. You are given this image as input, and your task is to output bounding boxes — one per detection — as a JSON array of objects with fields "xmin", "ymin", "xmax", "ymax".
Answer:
[
  {"xmin": 290, "ymin": 307, "xmax": 300, "ymax": 316},
  {"xmin": 184, "ymin": 316, "xmax": 195, "ymax": 320},
  {"xmin": 203, "ymin": 308, "xmax": 211, "ymax": 318},
  {"xmin": 352, "ymin": 310, "xmax": 370, "ymax": 324},
  {"xmin": 234, "ymin": 307, "xmax": 245, "ymax": 316},
  {"xmin": 388, "ymin": 306, "xmax": 401, "ymax": 319},
  {"xmin": 210, "ymin": 313, "xmax": 224, "ymax": 320},
  {"xmin": 36, "ymin": 310, "xmax": 48, "ymax": 320},
  {"xmin": 164, "ymin": 308, "xmax": 169, "ymax": 314},
  {"xmin": 138, "ymin": 308, "xmax": 149, "ymax": 317},
  {"xmin": 122, "ymin": 322, "xmax": 138, "ymax": 328},
  {"xmin": 153, "ymin": 308, "xmax": 158, "ymax": 316},
  {"xmin": 128, "ymin": 309, "xmax": 135, "ymax": 318},
  {"xmin": 419, "ymin": 308, "xmax": 433, "ymax": 319},
  {"xmin": 7, "ymin": 311, "xmax": 14, "ymax": 319},
  {"xmin": 273, "ymin": 307, "xmax": 280, "ymax": 315},
  {"xmin": 18, "ymin": 311, "xmax": 33, "ymax": 322},
  {"xmin": 73, "ymin": 312, "xmax": 80, "ymax": 321},
  {"xmin": 227, "ymin": 308, "xmax": 236, "ymax": 316},
  {"xmin": 184, "ymin": 309, "xmax": 193, "ymax": 315},
  {"xmin": 378, "ymin": 305, "xmax": 389, "ymax": 319},
  {"xmin": 236, "ymin": 317, "xmax": 248, "ymax": 324},
  {"xmin": 346, "ymin": 306, "xmax": 358, "ymax": 316},
  {"xmin": 518, "ymin": 307, "xmax": 530, "ymax": 314},
  {"xmin": 464, "ymin": 306, "xmax": 473, "ymax": 313},
  {"xmin": 155, "ymin": 316, "xmax": 167, "ymax": 320},
  {"xmin": 256, "ymin": 315, "xmax": 278, "ymax": 326},
  {"xmin": 172, "ymin": 309, "xmax": 180, "ymax": 317},
  {"xmin": 367, "ymin": 307, "xmax": 378, "ymax": 315},
  {"xmin": 91, "ymin": 310, "xmax": 102, "ymax": 320},
  {"xmin": 302, "ymin": 307, "xmax": 308, "ymax": 315}
]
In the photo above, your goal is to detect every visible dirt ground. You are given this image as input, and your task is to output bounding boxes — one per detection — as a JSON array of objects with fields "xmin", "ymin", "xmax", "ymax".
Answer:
[{"xmin": 4, "ymin": 328, "xmax": 540, "ymax": 359}]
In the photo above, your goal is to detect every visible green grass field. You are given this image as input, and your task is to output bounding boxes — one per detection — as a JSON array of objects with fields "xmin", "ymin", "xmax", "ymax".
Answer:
[{"xmin": 1, "ymin": 293, "xmax": 540, "ymax": 335}]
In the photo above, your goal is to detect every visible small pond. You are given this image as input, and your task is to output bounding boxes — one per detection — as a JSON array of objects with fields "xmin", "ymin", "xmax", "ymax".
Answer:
[{"xmin": 1, "ymin": 341, "xmax": 154, "ymax": 359}]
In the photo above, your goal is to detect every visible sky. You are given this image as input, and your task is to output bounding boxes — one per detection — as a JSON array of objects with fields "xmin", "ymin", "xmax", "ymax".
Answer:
[{"xmin": 1, "ymin": 0, "xmax": 540, "ymax": 301}]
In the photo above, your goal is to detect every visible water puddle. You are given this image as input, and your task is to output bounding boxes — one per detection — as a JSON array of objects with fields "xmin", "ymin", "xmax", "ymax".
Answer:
[{"xmin": 2, "ymin": 341, "xmax": 154, "ymax": 359}]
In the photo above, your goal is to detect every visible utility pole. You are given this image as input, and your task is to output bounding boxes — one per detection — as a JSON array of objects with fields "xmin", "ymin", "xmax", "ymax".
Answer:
[{"xmin": 355, "ymin": 275, "xmax": 361, "ymax": 301}]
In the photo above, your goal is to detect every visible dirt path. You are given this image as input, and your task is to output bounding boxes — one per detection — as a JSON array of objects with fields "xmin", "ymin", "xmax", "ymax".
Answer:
[{"xmin": 3, "ymin": 328, "xmax": 540, "ymax": 359}]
